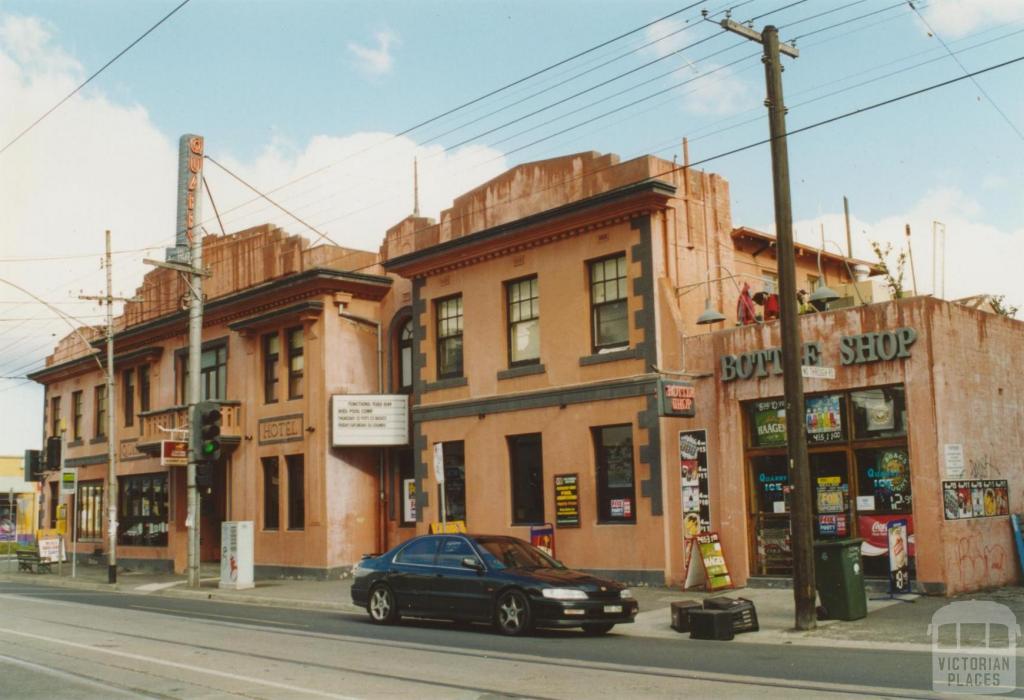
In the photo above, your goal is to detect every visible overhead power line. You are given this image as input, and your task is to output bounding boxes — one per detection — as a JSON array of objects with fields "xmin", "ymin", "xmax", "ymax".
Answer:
[
  {"xmin": 907, "ymin": 1, "xmax": 1024, "ymax": 143},
  {"xmin": 0, "ymin": 0, "xmax": 193, "ymax": 157}
]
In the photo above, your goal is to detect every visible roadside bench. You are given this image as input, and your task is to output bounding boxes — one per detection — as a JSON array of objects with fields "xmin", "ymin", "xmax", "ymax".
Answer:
[{"xmin": 17, "ymin": 549, "xmax": 53, "ymax": 574}]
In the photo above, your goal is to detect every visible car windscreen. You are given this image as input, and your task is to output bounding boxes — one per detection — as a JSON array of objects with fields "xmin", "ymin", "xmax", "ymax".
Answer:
[{"xmin": 474, "ymin": 538, "xmax": 563, "ymax": 570}]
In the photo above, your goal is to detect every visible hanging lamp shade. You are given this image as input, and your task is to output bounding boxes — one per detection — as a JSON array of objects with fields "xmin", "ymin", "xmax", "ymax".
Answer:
[
  {"xmin": 696, "ymin": 300, "xmax": 727, "ymax": 325},
  {"xmin": 809, "ymin": 284, "xmax": 840, "ymax": 305}
]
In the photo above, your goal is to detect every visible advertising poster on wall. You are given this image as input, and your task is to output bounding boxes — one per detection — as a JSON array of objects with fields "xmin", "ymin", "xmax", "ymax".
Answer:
[
  {"xmin": 941, "ymin": 479, "xmax": 1009, "ymax": 520},
  {"xmin": 679, "ymin": 430, "xmax": 710, "ymax": 538},
  {"xmin": 868, "ymin": 449, "xmax": 912, "ymax": 511},
  {"xmin": 554, "ymin": 474, "xmax": 580, "ymax": 527}
]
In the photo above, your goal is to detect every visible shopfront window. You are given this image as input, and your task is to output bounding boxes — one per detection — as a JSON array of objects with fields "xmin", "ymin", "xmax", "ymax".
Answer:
[
  {"xmin": 812, "ymin": 452, "xmax": 851, "ymax": 539},
  {"xmin": 855, "ymin": 448, "xmax": 912, "ymax": 514},
  {"xmin": 851, "ymin": 387, "xmax": 907, "ymax": 439},
  {"xmin": 77, "ymin": 480, "xmax": 103, "ymax": 541},
  {"xmin": 118, "ymin": 474, "xmax": 168, "ymax": 547},
  {"xmin": 744, "ymin": 385, "xmax": 912, "ymax": 579},
  {"xmin": 593, "ymin": 425, "xmax": 636, "ymax": 523},
  {"xmin": 440, "ymin": 441, "xmax": 466, "ymax": 522}
]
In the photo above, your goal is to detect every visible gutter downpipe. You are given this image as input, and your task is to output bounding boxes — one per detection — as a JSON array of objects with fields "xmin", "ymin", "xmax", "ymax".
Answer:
[{"xmin": 338, "ymin": 311, "xmax": 385, "ymax": 553}]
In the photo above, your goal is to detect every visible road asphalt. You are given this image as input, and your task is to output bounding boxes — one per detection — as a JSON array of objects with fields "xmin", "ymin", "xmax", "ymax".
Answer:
[{"xmin": 2, "ymin": 557, "xmax": 1022, "ymax": 654}]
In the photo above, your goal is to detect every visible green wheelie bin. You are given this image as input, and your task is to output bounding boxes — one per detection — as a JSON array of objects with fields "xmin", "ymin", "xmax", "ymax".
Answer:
[{"xmin": 813, "ymin": 538, "xmax": 867, "ymax": 621}]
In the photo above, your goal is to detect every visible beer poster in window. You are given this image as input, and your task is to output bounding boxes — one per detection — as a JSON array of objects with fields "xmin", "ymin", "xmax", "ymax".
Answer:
[
  {"xmin": 554, "ymin": 473, "xmax": 580, "ymax": 527},
  {"xmin": 805, "ymin": 394, "xmax": 843, "ymax": 444},
  {"xmin": 751, "ymin": 399, "xmax": 787, "ymax": 447},
  {"xmin": 679, "ymin": 430, "xmax": 710, "ymax": 538}
]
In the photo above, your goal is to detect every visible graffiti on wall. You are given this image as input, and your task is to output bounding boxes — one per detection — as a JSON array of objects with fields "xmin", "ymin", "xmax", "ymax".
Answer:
[
  {"xmin": 967, "ymin": 455, "xmax": 1003, "ymax": 479},
  {"xmin": 955, "ymin": 536, "xmax": 1009, "ymax": 591}
]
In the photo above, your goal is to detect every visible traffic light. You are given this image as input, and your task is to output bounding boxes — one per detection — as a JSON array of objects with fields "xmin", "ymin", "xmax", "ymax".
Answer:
[
  {"xmin": 193, "ymin": 401, "xmax": 222, "ymax": 464},
  {"xmin": 45, "ymin": 436, "xmax": 61, "ymax": 470},
  {"xmin": 24, "ymin": 449, "xmax": 42, "ymax": 481}
]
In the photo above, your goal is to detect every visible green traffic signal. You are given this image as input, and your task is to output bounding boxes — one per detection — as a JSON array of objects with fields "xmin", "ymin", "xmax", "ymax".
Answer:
[{"xmin": 194, "ymin": 401, "xmax": 223, "ymax": 463}]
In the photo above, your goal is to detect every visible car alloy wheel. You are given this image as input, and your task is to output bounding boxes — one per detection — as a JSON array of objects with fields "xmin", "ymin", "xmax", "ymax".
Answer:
[
  {"xmin": 368, "ymin": 584, "xmax": 398, "ymax": 625},
  {"xmin": 495, "ymin": 589, "xmax": 532, "ymax": 636}
]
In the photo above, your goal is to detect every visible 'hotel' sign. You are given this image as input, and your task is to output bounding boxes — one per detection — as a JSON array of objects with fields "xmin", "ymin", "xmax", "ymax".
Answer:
[{"xmin": 258, "ymin": 414, "xmax": 304, "ymax": 445}]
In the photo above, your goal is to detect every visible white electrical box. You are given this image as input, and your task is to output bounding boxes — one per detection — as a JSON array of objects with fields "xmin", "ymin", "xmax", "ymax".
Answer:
[{"xmin": 219, "ymin": 521, "xmax": 254, "ymax": 590}]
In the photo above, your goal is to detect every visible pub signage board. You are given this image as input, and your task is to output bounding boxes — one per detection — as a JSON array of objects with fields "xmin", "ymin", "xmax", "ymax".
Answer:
[
  {"xmin": 258, "ymin": 414, "xmax": 304, "ymax": 446},
  {"xmin": 721, "ymin": 327, "xmax": 917, "ymax": 383},
  {"xmin": 332, "ymin": 395, "xmax": 409, "ymax": 447},
  {"xmin": 554, "ymin": 473, "xmax": 580, "ymax": 527},
  {"xmin": 160, "ymin": 440, "xmax": 188, "ymax": 467},
  {"xmin": 658, "ymin": 380, "xmax": 696, "ymax": 418}
]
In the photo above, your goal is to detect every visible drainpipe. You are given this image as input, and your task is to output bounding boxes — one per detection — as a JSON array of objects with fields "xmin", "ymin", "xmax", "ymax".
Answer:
[{"xmin": 338, "ymin": 310, "xmax": 385, "ymax": 553}]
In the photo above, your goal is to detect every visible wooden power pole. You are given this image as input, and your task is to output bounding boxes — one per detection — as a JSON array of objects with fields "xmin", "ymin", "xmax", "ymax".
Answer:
[{"xmin": 721, "ymin": 19, "xmax": 816, "ymax": 630}]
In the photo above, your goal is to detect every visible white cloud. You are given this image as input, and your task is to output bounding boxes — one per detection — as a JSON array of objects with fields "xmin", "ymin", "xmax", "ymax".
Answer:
[
  {"xmin": 643, "ymin": 18, "xmax": 753, "ymax": 116},
  {"xmin": 786, "ymin": 187, "xmax": 1024, "ymax": 310},
  {"xmin": 0, "ymin": 14, "xmax": 506, "ymax": 453},
  {"xmin": 347, "ymin": 30, "xmax": 398, "ymax": 76},
  {"xmin": 920, "ymin": 0, "xmax": 1024, "ymax": 39}
]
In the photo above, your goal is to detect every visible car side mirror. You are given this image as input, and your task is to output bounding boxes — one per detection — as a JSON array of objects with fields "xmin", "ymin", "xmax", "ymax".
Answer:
[{"xmin": 461, "ymin": 556, "xmax": 484, "ymax": 573}]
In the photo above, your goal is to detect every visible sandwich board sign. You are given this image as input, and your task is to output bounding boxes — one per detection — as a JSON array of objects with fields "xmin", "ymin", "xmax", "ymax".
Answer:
[{"xmin": 683, "ymin": 532, "xmax": 734, "ymax": 591}]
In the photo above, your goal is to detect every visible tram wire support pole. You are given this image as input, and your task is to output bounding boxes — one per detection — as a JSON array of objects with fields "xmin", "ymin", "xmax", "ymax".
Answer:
[
  {"xmin": 80, "ymin": 230, "xmax": 141, "ymax": 584},
  {"xmin": 720, "ymin": 18, "xmax": 816, "ymax": 630}
]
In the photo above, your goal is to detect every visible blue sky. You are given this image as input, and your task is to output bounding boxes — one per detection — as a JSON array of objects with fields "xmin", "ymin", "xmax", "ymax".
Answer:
[{"xmin": 1, "ymin": 0, "xmax": 1022, "ymax": 452}]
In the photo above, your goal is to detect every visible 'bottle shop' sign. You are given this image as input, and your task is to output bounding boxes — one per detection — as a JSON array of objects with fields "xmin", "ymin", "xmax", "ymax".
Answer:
[{"xmin": 720, "ymin": 328, "xmax": 916, "ymax": 382}]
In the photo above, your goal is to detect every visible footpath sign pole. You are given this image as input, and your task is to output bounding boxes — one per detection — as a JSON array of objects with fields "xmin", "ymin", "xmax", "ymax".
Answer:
[
  {"xmin": 6, "ymin": 486, "xmax": 12, "ymax": 574},
  {"xmin": 433, "ymin": 443, "xmax": 446, "ymax": 533}
]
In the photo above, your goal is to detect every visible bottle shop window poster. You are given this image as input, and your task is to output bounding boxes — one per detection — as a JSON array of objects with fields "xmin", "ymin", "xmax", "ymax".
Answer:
[{"xmin": 680, "ymin": 430, "xmax": 711, "ymax": 538}]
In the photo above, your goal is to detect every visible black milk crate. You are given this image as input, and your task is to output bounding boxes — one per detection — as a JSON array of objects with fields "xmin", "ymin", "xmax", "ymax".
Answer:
[
  {"xmin": 702, "ymin": 596, "xmax": 759, "ymax": 634},
  {"xmin": 688, "ymin": 609, "xmax": 734, "ymax": 641},
  {"xmin": 670, "ymin": 600, "xmax": 702, "ymax": 633}
]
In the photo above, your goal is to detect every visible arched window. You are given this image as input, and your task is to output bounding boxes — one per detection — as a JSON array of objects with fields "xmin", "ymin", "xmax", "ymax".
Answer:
[{"xmin": 398, "ymin": 319, "xmax": 413, "ymax": 393}]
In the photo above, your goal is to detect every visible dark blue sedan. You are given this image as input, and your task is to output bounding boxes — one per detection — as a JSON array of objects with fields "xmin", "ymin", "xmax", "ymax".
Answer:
[{"xmin": 351, "ymin": 534, "xmax": 638, "ymax": 636}]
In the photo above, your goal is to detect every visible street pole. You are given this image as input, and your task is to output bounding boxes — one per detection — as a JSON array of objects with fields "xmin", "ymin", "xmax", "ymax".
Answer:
[
  {"xmin": 722, "ymin": 20, "xmax": 816, "ymax": 630},
  {"xmin": 104, "ymin": 230, "xmax": 117, "ymax": 584},
  {"xmin": 141, "ymin": 133, "xmax": 207, "ymax": 589},
  {"xmin": 81, "ymin": 232, "xmax": 141, "ymax": 585},
  {"xmin": 186, "ymin": 142, "xmax": 206, "ymax": 590}
]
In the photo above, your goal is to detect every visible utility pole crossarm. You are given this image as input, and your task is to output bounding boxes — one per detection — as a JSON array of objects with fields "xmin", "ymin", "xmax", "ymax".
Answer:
[{"xmin": 720, "ymin": 19, "xmax": 800, "ymax": 57}]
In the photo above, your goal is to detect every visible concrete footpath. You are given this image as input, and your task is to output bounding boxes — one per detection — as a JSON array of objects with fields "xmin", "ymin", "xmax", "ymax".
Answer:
[{"xmin": 2, "ymin": 558, "xmax": 1022, "ymax": 653}]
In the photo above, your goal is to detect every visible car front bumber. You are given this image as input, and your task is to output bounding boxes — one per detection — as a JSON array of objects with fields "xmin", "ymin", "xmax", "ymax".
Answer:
[{"xmin": 530, "ymin": 594, "xmax": 639, "ymax": 627}]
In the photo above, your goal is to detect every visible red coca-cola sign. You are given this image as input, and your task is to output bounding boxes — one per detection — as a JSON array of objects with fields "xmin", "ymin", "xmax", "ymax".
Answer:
[{"xmin": 858, "ymin": 514, "xmax": 915, "ymax": 556}]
